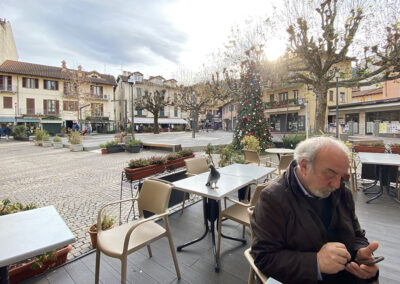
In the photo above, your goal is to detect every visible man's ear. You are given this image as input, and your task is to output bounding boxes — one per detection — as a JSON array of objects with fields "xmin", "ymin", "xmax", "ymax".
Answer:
[{"xmin": 298, "ymin": 159, "xmax": 308, "ymax": 176}]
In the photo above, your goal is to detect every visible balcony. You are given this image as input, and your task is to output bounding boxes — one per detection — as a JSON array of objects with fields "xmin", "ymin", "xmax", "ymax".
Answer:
[
  {"xmin": 0, "ymin": 86, "xmax": 16, "ymax": 93},
  {"xmin": 63, "ymin": 91, "xmax": 76, "ymax": 98},
  {"xmin": 43, "ymin": 110, "xmax": 60, "ymax": 116},
  {"xmin": 85, "ymin": 93, "xmax": 110, "ymax": 101}
]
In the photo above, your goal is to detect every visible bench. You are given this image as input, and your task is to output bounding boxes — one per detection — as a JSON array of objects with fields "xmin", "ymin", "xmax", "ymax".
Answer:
[{"xmin": 142, "ymin": 143, "xmax": 182, "ymax": 152}]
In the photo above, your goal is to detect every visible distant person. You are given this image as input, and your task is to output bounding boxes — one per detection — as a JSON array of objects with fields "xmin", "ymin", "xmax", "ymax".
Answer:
[
  {"xmin": 0, "ymin": 126, "xmax": 2, "ymax": 139},
  {"xmin": 87, "ymin": 123, "xmax": 92, "ymax": 135},
  {"xmin": 5, "ymin": 125, "xmax": 12, "ymax": 140},
  {"xmin": 72, "ymin": 121, "xmax": 80, "ymax": 132}
]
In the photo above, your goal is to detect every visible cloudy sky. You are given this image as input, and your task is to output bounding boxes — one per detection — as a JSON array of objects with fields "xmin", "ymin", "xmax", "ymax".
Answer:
[{"xmin": 1, "ymin": 0, "xmax": 285, "ymax": 80}]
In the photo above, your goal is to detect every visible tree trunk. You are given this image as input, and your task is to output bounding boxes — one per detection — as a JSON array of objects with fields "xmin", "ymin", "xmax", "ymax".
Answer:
[
  {"xmin": 314, "ymin": 86, "xmax": 329, "ymax": 134},
  {"xmin": 153, "ymin": 114, "xmax": 159, "ymax": 134},
  {"xmin": 194, "ymin": 109, "xmax": 199, "ymax": 133}
]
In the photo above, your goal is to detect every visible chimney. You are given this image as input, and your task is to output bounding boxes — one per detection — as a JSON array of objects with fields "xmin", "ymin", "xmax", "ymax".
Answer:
[
  {"xmin": 78, "ymin": 65, "xmax": 82, "ymax": 77},
  {"xmin": 61, "ymin": 60, "xmax": 67, "ymax": 71}
]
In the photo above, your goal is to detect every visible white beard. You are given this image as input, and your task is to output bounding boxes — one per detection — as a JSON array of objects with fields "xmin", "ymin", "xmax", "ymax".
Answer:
[{"xmin": 309, "ymin": 186, "xmax": 336, "ymax": 198}]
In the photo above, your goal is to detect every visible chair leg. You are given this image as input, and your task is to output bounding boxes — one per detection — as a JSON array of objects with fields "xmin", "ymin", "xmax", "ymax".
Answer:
[
  {"xmin": 217, "ymin": 200, "xmax": 222, "ymax": 258},
  {"xmin": 242, "ymin": 224, "xmax": 246, "ymax": 238},
  {"xmin": 181, "ymin": 192, "xmax": 187, "ymax": 214},
  {"xmin": 95, "ymin": 248, "xmax": 101, "ymax": 284},
  {"xmin": 164, "ymin": 217, "xmax": 181, "ymax": 279},
  {"xmin": 121, "ymin": 257, "xmax": 127, "ymax": 284},
  {"xmin": 147, "ymin": 245, "xmax": 152, "ymax": 257},
  {"xmin": 248, "ymin": 267, "xmax": 255, "ymax": 284}
]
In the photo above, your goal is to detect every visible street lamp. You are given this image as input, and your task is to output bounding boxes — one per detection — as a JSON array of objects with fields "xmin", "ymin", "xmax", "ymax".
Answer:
[
  {"xmin": 192, "ymin": 91, "xmax": 195, "ymax": 138},
  {"xmin": 335, "ymin": 69, "xmax": 340, "ymax": 138},
  {"xmin": 128, "ymin": 75, "xmax": 135, "ymax": 139}
]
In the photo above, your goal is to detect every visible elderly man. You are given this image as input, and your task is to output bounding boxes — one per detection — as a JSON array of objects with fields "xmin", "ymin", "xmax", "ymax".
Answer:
[{"xmin": 251, "ymin": 137, "xmax": 379, "ymax": 283}]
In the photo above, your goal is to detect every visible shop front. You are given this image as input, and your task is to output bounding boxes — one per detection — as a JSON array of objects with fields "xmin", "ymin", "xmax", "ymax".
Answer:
[{"xmin": 269, "ymin": 113, "xmax": 305, "ymax": 132}]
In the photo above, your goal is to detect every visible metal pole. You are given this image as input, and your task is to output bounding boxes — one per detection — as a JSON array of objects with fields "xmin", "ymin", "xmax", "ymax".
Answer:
[
  {"xmin": 192, "ymin": 91, "xmax": 195, "ymax": 138},
  {"xmin": 131, "ymin": 83, "xmax": 135, "ymax": 139},
  {"xmin": 305, "ymin": 102, "xmax": 309, "ymax": 139},
  {"xmin": 336, "ymin": 76, "xmax": 339, "ymax": 138}
]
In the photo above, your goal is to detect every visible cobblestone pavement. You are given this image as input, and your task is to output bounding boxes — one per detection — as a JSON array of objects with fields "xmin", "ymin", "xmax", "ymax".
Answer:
[{"xmin": 0, "ymin": 140, "xmax": 202, "ymax": 260}]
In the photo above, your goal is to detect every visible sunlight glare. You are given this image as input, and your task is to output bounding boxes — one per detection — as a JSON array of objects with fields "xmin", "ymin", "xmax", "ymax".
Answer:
[{"xmin": 265, "ymin": 38, "xmax": 286, "ymax": 61}]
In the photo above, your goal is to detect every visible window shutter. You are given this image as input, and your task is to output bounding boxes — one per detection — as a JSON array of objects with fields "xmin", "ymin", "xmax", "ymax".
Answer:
[
  {"xmin": 3, "ymin": 97, "xmax": 12, "ymax": 108},
  {"xmin": 100, "ymin": 104, "xmax": 104, "ymax": 115},
  {"xmin": 90, "ymin": 85, "xmax": 94, "ymax": 94},
  {"xmin": 35, "ymin": 79, "xmax": 39, "ymax": 89},
  {"xmin": 0, "ymin": 76, "xmax": 3, "ymax": 90},
  {"xmin": 64, "ymin": 82, "xmax": 67, "ymax": 94},
  {"xmin": 22, "ymin": 77, "xmax": 26, "ymax": 88},
  {"xmin": 56, "ymin": 100, "xmax": 59, "ymax": 113},
  {"xmin": 74, "ymin": 101, "xmax": 78, "ymax": 111},
  {"xmin": 100, "ymin": 86, "xmax": 103, "ymax": 95},
  {"xmin": 55, "ymin": 81, "xmax": 59, "ymax": 91},
  {"xmin": 43, "ymin": 80, "xmax": 47, "ymax": 89},
  {"xmin": 63, "ymin": 101, "xmax": 67, "ymax": 110},
  {"xmin": 43, "ymin": 99, "xmax": 48, "ymax": 114},
  {"xmin": 7, "ymin": 76, "xmax": 12, "ymax": 89}
]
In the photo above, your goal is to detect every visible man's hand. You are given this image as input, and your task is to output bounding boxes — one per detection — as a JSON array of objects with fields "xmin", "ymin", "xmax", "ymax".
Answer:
[
  {"xmin": 317, "ymin": 242, "xmax": 351, "ymax": 274},
  {"xmin": 345, "ymin": 242, "xmax": 379, "ymax": 279}
]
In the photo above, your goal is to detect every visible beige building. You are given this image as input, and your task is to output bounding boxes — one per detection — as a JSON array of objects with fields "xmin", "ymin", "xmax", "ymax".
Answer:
[
  {"xmin": 0, "ymin": 60, "xmax": 116, "ymax": 133},
  {"xmin": 115, "ymin": 71, "xmax": 187, "ymax": 131},
  {"xmin": 0, "ymin": 19, "xmax": 18, "ymax": 64}
]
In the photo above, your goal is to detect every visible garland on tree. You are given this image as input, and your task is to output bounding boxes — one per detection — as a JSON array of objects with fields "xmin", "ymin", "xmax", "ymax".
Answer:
[{"xmin": 233, "ymin": 62, "xmax": 272, "ymax": 150}]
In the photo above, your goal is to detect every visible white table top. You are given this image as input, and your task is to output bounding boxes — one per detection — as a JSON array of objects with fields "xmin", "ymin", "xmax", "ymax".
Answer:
[
  {"xmin": 265, "ymin": 148, "xmax": 295, "ymax": 154},
  {"xmin": 218, "ymin": 163, "xmax": 275, "ymax": 181},
  {"xmin": 0, "ymin": 206, "xmax": 75, "ymax": 267},
  {"xmin": 173, "ymin": 172, "xmax": 257, "ymax": 200},
  {"xmin": 358, "ymin": 152, "xmax": 400, "ymax": 166}
]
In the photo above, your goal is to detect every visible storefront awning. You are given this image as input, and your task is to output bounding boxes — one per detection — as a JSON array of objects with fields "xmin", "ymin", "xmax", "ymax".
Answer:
[
  {"xmin": 328, "ymin": 101, "xmax": 400, "ymax": 115},
  {"xmin": 0, "ymin": 117, "xmax": 15, "ymax": 123},
  {"xmin": 16, "ymin": 118, "xmax": 40, "ymax": 123},
  {"xmin": 133, "ymin": 117, "xmax": 188, "ymax": 124},
  {"xmin": 41, "ymin": 119, "xmax": 62, "ymax": 124}
]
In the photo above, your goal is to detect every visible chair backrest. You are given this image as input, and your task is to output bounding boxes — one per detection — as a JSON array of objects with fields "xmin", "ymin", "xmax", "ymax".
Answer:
[
  {"xmin": 243, "ymin": 150, "xmax": 260, "ymax": 166},
  {"xmin": 249, "ymin": 183, "xmax": 267, "ymax": 207},
  {"xmin": 278, "ymin": 154, "xmax": 294, "ymax": 172},
  {"xmin": 185, "ymin": 157, "xmax": 209, "ymax": 175},
  {"xmin": 138, "ymin": 179, "xmax": 172, "ymax": 216}
]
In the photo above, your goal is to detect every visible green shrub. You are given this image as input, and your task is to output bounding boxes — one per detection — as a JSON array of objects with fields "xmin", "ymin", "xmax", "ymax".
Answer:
[
  {"xmin": 12, "ymin": 125, "xmax": 28, "ymax": 139},
  {"xmin": 241, "ymin": 135, "xmax": 261, "ymax": 152},
  {"xmin": 42, "ymin": 132, "xmax": 50, "ymax": 141},
  {"xmin": 282, "ymin": 134, "xmax": 306, "ymax": 149},
  {"xmin": 0, "ymin": 199, "xmax": 37, "ymax": 216},
  {"xmin": 53, "ymin": 136, "xmax": 62, "ymax": 142},
  {"xmin": 128, "ymin": 158, "xmax": 151, "ymax": 168},
  {"xmin": 390, "ymin": 143, "xmax": 400, "ymax": 147},
  {"xmin": 33, "ymin": 129, "xmax": 45, "ymax": 141},
  {"xmin": 105, "ymin": 140, "xmax": 118, "ymax": 147},
  {"xmin": 90, "ymin": 213, "xmax": 115, "ymax": 232},
  {"xmin": 148, "ymin": 156, "xmax": 166, "ymax": 165},
  {"xmin": 68, "ymin": 130, "xmax": 82, "ymax": 144},
  {"xmin": 178, "ymin": 149, "xmax": 193, "ymax": 157},
  {"xmin": 99, "ymin": 143, "xmax": 106, "ymax": 149},
  {"xmin": 166, "ymin": 153, "xmax": 181, "ymax": 160},
  {"xmin": 126, "ymin": 139, "xmax": 142, "ymax": 147},
  {"xmin": 218, "ymin": 143, "xmax": 243, "ymax": 167}
]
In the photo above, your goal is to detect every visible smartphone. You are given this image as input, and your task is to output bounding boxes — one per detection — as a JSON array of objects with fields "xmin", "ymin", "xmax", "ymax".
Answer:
[{"xmin": 356, "ymin": 256, "xmax": 384, "ymax": 266}]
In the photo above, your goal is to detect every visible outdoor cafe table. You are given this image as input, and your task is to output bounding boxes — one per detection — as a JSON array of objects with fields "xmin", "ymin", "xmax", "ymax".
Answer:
[
  {"xmin": 358, "ymin": 152, "xmax": 400, "ymax": 203},
  {"xmin": 173, "ymin": 164, "xmax": 275, "ymax": 272},
  {"xmin": 265, "ymin": 148, "xmax": 294, "ymax": 159},
  {"xmin": 0, "ymin": 206, "xmax": 75, "ymax": 284}
]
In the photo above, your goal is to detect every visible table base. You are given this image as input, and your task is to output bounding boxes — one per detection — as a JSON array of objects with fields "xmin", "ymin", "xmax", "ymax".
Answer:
[{"xmin": 0, "ymin": 266, "xmax": 9, "ymax": 284}]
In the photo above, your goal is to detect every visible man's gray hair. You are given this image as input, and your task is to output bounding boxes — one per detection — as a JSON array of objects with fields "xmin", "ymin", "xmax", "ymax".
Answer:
[{"xmin": 294, "ymin": 136, "xmax": 350, "ymax": 167}]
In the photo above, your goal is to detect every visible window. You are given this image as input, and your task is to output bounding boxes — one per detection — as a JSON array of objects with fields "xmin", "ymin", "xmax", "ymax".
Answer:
[
  {"xmin": 43, "ymin": 80, "xmax": 59, "ymax": 90},
  {"xmin": 26, "ymin": 98, "xmax": 35, "ymax": 114},
  {"xmin": 134, "ymin": 74, "xmax": 142, "ymax": 81},
  {"xmin": 329, "ymin": 90, "xmax": 334, "ymax": 102},
  {"xmin": 160, "ymin": 107, "xmax": 165, "ymax": 116},
  {"xmin": 269, "ymin": 94, "xmax": 274, "ymax": 102},
  {"xmin": 91, "ymin": 103, "xmax": 103, "ymax": 116},
  {"xmin": 3, "ymin": 96, "xmax": 12, "ymax": 108},
  {"xmin": 174, "ymin": 107, "xmax": 178, "ymax": 117},
  {"xmin": 340, "ymin": 92, "xmax": 346, "ymax": 103},
  {"xmin": 43, "ymin": 99, "xmax": 59, "ymax": 115},
  {"xmin": 0, "ymin": 75, "xmax": 12, "ymax": 91},
  {"xmin": 293, "ymin": 90, "xmax": 298, "ymax": 101},
  {"xmin": 64, "ymin": 82, "xmax": 76, "ymax": 94},
  {"xmin": 91, "ymin": 85, "xmax": 103, "ymax": 96},
  {"xmin": 367, "ymin": 96, "xmax": 372, "ymax": 101},
  {"xmin": 278, "ymin": 92, "xmax": 288, "ymax": 102},
  {"xmin": 63, "ymin": 101, "xmax": 78, "ymax": 111},
  {"xmin": 156, "ymin": 78, "xmax": 163, "ymax": 85},
  {"xmin": 230, "ymin": 105, "xmax": 234, "ymax": 112},
  {"xmin": 22, "ymin": 77, "xmax": 38, "ymax": 89},
  {"xmin": 136, "ymin": 87, "xmax": 142, "ymax": 99}
]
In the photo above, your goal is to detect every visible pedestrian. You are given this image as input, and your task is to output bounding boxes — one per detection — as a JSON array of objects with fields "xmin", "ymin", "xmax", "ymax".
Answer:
[
  {"xmin": 87, "ymin": 123, "xmax": 92, "ymax": 135},
  {"xmin": 0, "ymin": 126, "xmax": 2, "ymax": 140},
  {"xmin": 251, "ymin": 136, "xmax": 379, "ymax": 283},
  {"xmin": 5, "ymin": 124, "xmax": 12, "ymax": 140}
]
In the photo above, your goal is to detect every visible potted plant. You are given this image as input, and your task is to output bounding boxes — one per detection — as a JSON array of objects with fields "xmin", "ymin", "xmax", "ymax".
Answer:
[
  {"xmin": 69, "ymin": 130, "xmax": 83, "ymax": 152},
  {"xmin": 125, "ymin": 138, "xmax": 142, "ymax": 153},
  {"xmin": 87, "ymin": 213, "xmax": 115, "ymax": 249},
  {"xmin": 0, "ymin": 199, "xmax": 72, "ymax": 283},
  {"xmin": 42, "ymin": 132, "xmax": 52, "ymax": 147},
  {"xmin": 165, "ymin": 149, "xmax": 195, "ymax": 171},
  {"xmin": 33, "ymin": 129, "xmax": 44, "ymax": 146},
  {"xmin": 354, "ymin": 142, "xmax": 385, "ymax": 153},
  {"xmin": 99, "ymin": 143, "xmax": 107, "ymax": 155},
  {"xmin": 53, "ymin": 136, "xmax": 63, "ymax": 149},
  {"xmin": 104, "ymin": 140, "xmax": 124, "ymax": 153},
  {"xmin": 124, "ymin": 156, "xmax": 166, "ymax": 181},
  {"xmin": 12, "ymin": 125, "xmax": 29, "ymax": 141},
  {"xmin": 390, "ymin": 143, "xmax": 400, "ymax": 154}
]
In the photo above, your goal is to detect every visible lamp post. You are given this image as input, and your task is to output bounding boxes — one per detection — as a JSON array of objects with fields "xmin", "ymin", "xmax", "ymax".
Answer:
[
  {"xmin": 335, "ymin": 69, "xmax": 340, "ymax": 138},
  {"xmin": 128, "ymin": 75, "xmax": 135, "ymax": 139},
  {"xmin": 192, "ymin": 91, "xmax": 195, "ymax": 138}
]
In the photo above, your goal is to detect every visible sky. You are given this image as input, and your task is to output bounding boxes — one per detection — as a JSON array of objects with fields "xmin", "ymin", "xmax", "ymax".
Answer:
[{"xmin": 1, "ymin": 0, "xmax": 286, "ymax": 81}]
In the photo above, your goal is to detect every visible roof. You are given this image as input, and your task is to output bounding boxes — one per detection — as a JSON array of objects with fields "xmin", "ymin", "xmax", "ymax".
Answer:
[
  {"xmin": 0, "ymin": 60, "xmax": 116, "ymax": 86},
  {"xmin": 352, "ymin": 87, "xmax": 383, "ymax": 97}
]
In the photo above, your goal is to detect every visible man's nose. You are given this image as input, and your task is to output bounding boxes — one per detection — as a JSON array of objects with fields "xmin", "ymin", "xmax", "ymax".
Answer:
[{"xmin": 329, "ymin": 175, "xmax": 341, "ymax": 189}]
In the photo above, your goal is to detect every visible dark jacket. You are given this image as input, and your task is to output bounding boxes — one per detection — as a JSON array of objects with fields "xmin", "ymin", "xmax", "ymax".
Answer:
[{"xmin": 251, "ymin": 161, "xmax": 373, "ymax": 284}]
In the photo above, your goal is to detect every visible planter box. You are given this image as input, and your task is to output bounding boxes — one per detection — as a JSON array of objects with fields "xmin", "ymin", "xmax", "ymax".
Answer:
[
  {"xmin": 8, "ymin": 245, "xmax": 72, "ymax": 284},
  {"xmin": 125, "ymin": 145, "xmax": 141, "ymax": 153},
  {"xmin": 42, "ymin": 141, "xmax": 52, "ymax": 147},
  {"xmin": 124, "ymin": 164, "xmax": 166, "ymax": 181},
  {"xmin": 101, "ymin": 148, "xmax": 107, "ymax": 155},
  {"xmin": 165, "ymin": 154, "xmax": 195, "ymax": 171},
  {"xmin": 106, "ymin": 144, "xmax": 125, "ymax": 153},
  {"xmin": 53, "ymin": 142, "xmax": 63, "ymax": 149},
  {"xmin": 70, "ymin": 144, "xmax": 83, "ymax": 152},
  {"xmin": 391, "ymin": 147, "xmax": 400, "ymax": 154},
  {"xmin": 354, "ymin": 145, "xmax": 385, "ymax": 153}
]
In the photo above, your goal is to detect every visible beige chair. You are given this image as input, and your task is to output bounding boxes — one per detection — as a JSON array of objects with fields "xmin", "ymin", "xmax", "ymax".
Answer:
[
  {"xmin": 181, "ymin": 157, "xmax": 209, "ymax": 213},
  {"xmin": 243, "ymin": 149, "xmax": 261, "ymax": 166},
  {"xmin": 349, "ymin": 156, "xmax": 358, "ymax": 195},
  {"xmin": 396, "ymin": 167, "xmax": 400, "ymax": 201},
  {"xmin": 245, "ymin": 207, "xmax": 268, "ymax": 284},
  {"xmin": 217, "ymin": 183, "xmax": 267, "ymax": 258},
  {"xmin": 95, "ymin": 178, "xmax": 181, "ymax": 284},
  {"xmin": 267, "ymin": 153, "xmax": 294, "ymax": 176}
]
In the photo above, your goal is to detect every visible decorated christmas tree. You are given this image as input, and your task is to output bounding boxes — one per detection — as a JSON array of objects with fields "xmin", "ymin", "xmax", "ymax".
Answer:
[{"xmin": 234, "ymin": 62, "xmax": 272, "ymax": 150}]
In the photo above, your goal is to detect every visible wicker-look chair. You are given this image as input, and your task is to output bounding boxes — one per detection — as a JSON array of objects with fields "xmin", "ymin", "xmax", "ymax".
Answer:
[
  {"xmin": 181, "ymin": 157, "xmax": 209, "ymax": 213},
  {"xmin": 243, "ymin": 149, "xmax": 261, "ymax": 166},
  {"xmin": 95, "ymin": 178, "xmax": 181, "ymax": 284},
  {"xmin": 266, "ymin": 153, "xmax": 294, "ymax": 176}
]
